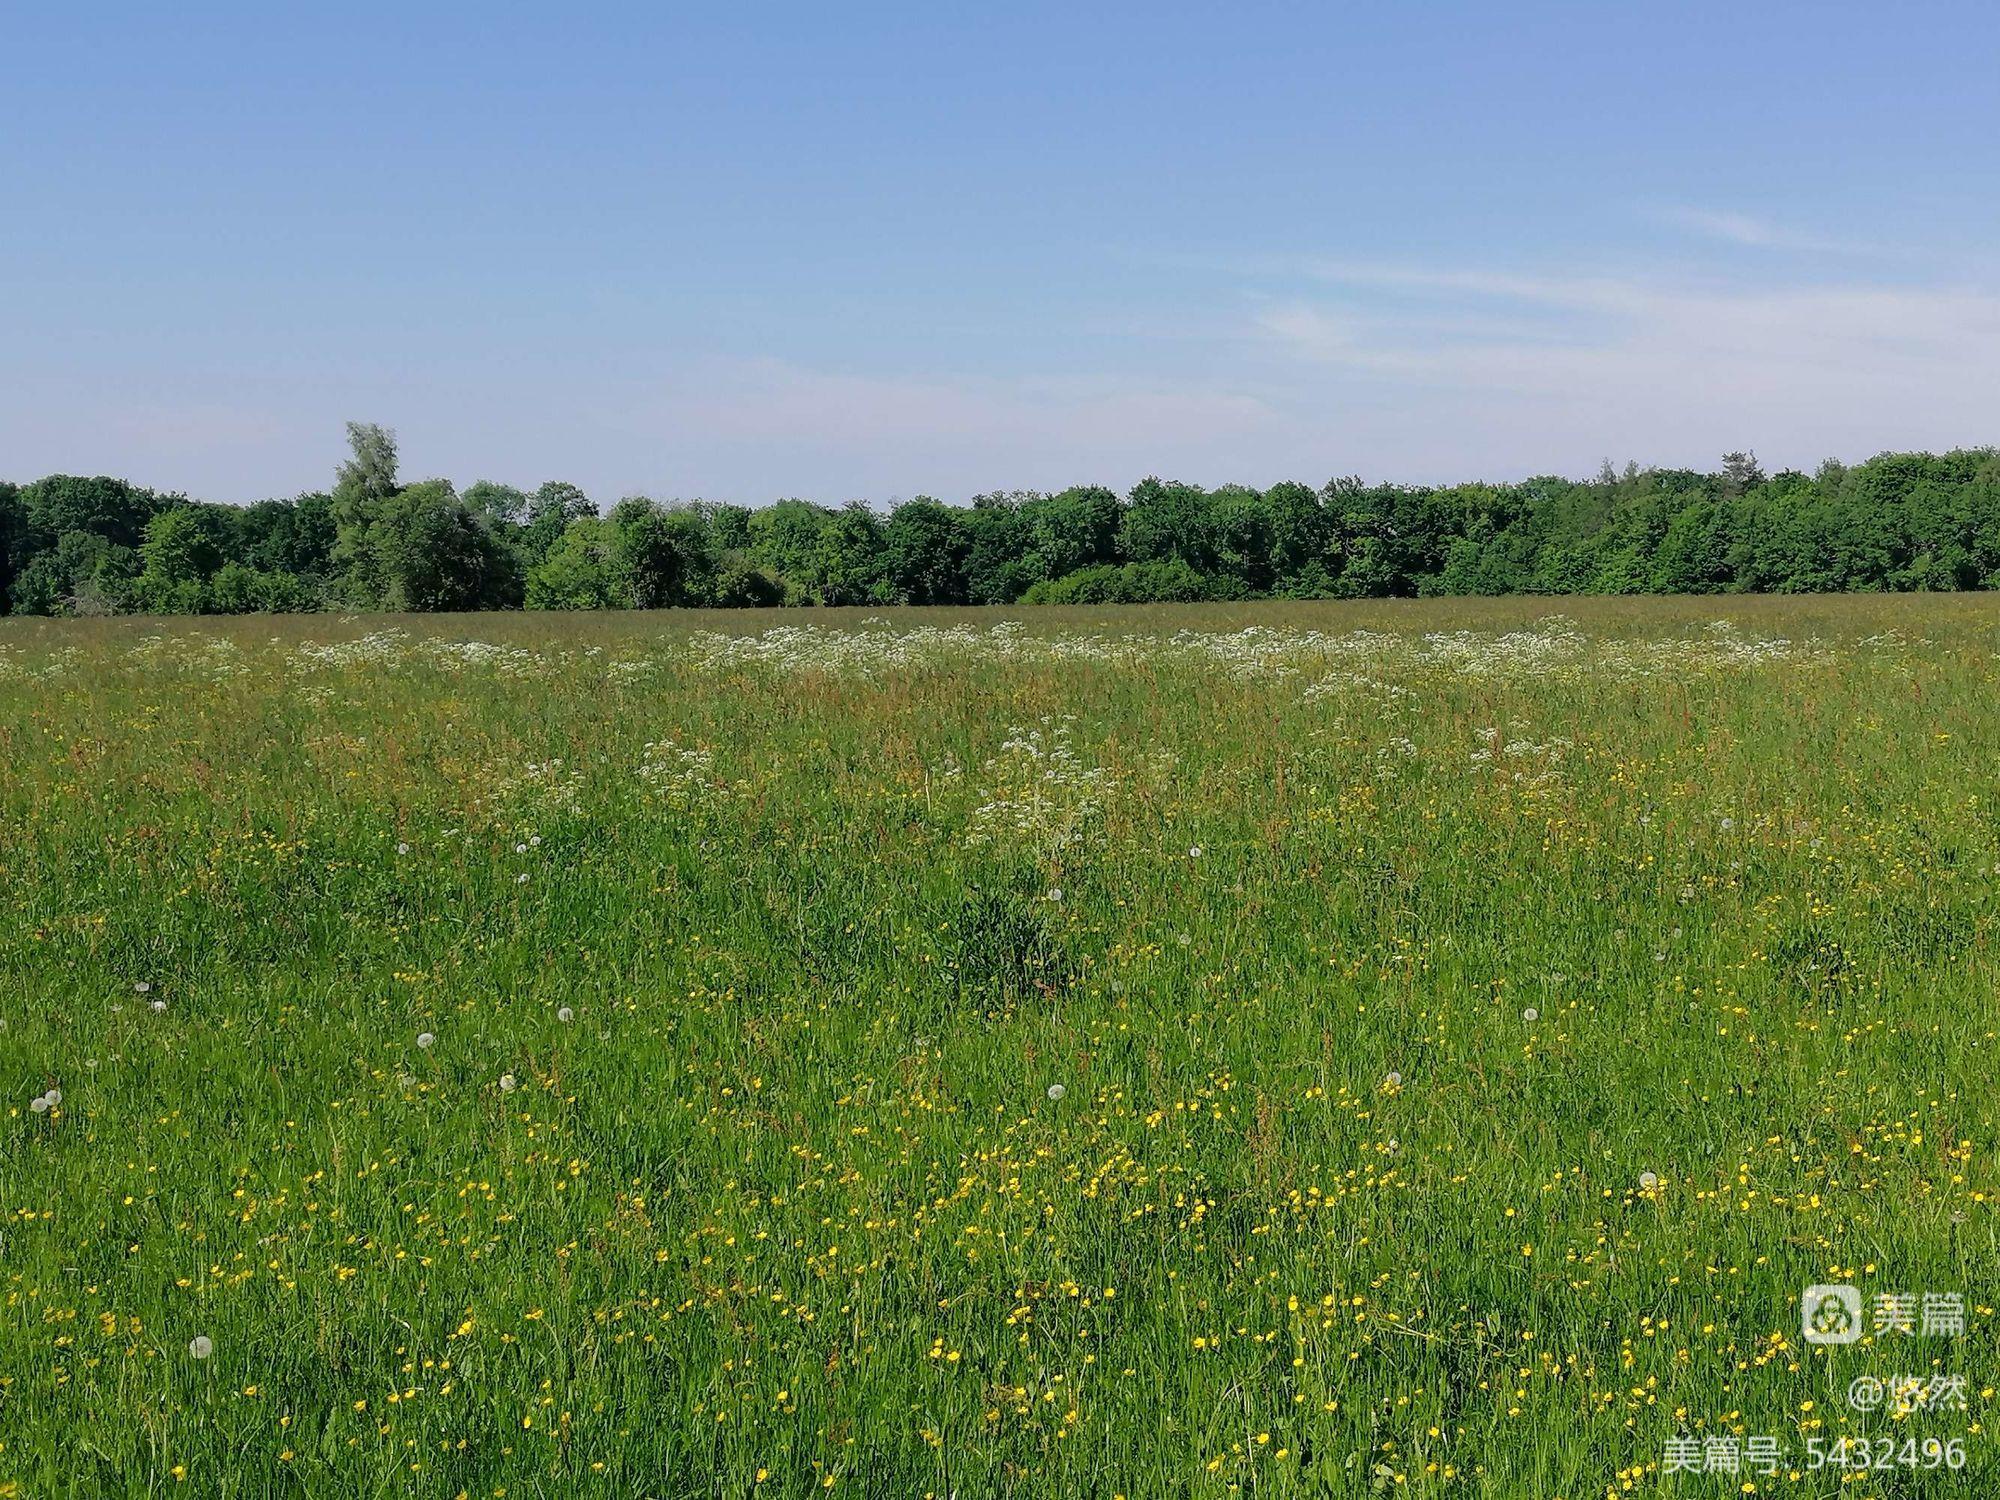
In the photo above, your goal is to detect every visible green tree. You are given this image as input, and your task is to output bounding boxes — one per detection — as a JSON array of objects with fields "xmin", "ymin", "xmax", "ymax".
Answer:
[
  {"xmin": 609, "ymin": 498, "xmax": 715, "ymax": 608},
  {"xmin": 366, "ymin": 480, "xmax": 514, "ymax": 612},
  {"xmin": 526, "ymin": 518, "xmax": 627, "ymax": 609},
  {"xmin": 1120, "ymin": 478, "xmax": 1220, "ymax": 573},
  {"xmin": 21, "ymin": 474, "xmax": 164, "ymax": 551},
  {"xmin": 462, "ymin": 481, "xmax": 529, "ymax": 529},
  {"xmin": 132, "ymin": 506, "xmax": 232, "ymax": 613},
  {"xmin": 0, "ymin": 483, "xmax": 22, "ymax": 612},
  {"xmin": 521, "ymin": 482, "xmax": 597, "ymax": 566},
  {"xmin": 329, "ymin": 423, "xmax": 401, "ymax": 603},
  {"xmin": 884, "ymin": 497, "xmax": 969, "ymax": 604},
  {"xmin": 960, "ymin": 495, "xmax": 1035, "ymax": 604},
  {"xmin": 1020, "ymin": 486, "xmax": 1119, "ymax": 582},
  {"xmin": 11, "ymin": 530, "xmax": 138, "ymax": 615},
  {"xmin": 236, "ymin": 494, "xmax": 338, "ymax": 584}
]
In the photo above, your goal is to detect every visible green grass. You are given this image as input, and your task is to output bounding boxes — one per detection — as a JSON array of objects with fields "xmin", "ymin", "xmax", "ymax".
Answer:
[{"xmin": 4, "ymin": 596, "xmax": 2000, "ymax": 1498}]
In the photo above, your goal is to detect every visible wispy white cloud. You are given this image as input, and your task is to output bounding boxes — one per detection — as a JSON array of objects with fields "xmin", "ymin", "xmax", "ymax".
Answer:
[
  {"xmin": 1242, "ymin": 257, "xmax": 2000, "ymax": 476},
  {"xmin": 1647, "ymin": 205, "xmax": 1872, "ymax": 255},
  {"xmin": 1255, "ymin": 265, "xmax": 2000, "ymax": 386}
]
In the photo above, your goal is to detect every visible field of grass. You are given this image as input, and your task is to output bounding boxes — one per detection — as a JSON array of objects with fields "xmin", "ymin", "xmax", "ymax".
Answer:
[{"xmin": 5, "ymin": 596, "xmax": 2000, "ymax": 1498}]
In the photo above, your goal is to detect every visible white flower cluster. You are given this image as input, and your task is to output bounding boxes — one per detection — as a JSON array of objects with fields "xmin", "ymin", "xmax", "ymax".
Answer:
[
  {"xmin": 965, "ymin": 717, "xmax": 1109, "ymax": 857},
  {"xmin": 125, "ymin": 634, "xmax": 253, "ymax": 680},
  {"xmin": 290, "ymin": 629, "xmax": 558, "ymax": 678},
  {"xmin": 637, "ymin": 738, "xmax": 730, "ymax": 810},
  {"xmin": 0, "ymin": 646, "xmax": 80, "ymax": 681},
  {"xmin": 1470, "ymin": 726, "xmax": 1573, "ymax": 788},
  {"xmin": 482, "ymin": 757, "xmax": 585, "ymax": 821}
]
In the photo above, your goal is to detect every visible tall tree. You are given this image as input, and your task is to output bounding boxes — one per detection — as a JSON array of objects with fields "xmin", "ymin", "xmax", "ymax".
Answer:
[{"xmin": 330, "ymin": 423, "xmax": 401, "ymax": 604}]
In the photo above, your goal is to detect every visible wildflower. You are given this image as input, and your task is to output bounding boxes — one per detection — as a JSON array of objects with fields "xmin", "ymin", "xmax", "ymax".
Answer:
[
  {"xmin": 557, "ymin": 1007, "xmax": 575, "ymax": 1024},
  {"xmin": 500, "ymin": 1074, "xmax": 518, "ymax": 1093},
  {"xmin": 1639, "ymin": 1171, "xmax": 1660, "ymax": 1190},
  {"xmin": 1385, "ymin": 1071, "xmax": 1403, "ymax": 1087},
  {"xmin": 189, "ymin": 1336, "xmax": 214, "ymax": 1359},
  {"xmin": 1046, "ymin": 1084, "xmax": 1066, "ymax": 1102},
  {"xmin": 417, "ymin": 1033, "xmax": 436, "ymax": 1050}
]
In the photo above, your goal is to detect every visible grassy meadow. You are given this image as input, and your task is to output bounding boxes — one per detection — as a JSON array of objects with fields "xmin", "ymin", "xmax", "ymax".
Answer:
[{"xmin": 6, "ymin": 596, "xmax": 2000, "ymax": 1497}]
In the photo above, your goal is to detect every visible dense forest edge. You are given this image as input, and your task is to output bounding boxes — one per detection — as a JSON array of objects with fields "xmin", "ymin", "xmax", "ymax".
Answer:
[{"xmin": 4, "ymin": 424, "xmax": 2000, "ymax": 616}]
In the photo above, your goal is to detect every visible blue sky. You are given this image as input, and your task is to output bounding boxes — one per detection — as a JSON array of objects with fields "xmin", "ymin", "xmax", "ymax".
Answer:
[{"xmin": 6, "ymin": 1, "xmax": 1998, "ymax": 505}]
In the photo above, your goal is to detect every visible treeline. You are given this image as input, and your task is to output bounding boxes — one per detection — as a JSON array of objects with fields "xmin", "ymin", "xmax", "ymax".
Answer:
[{"xmin": 3, "ymin": 425, "xmax": 2000, "ymax": 617}]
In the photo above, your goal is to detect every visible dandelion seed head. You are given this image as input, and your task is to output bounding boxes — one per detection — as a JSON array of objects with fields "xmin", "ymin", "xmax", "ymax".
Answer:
[
  {"xmin": 150, "ymin": 999, "xmax": 167, "ymax": 1013},
  {"xmin": 188, "ymin": 1336, "xmax": 213, "ymax": 1360},
  {"xmin": 1046, "ymin": 1084, "xmax": 1066, "ymax": 1102},
  {"xmin": 1522, "ymin": 1007, "xmax": 1539, "ymax": 1022},
  {"xmin": 500, "ymin": 1074, "xmax": 517, "ymax": 1092},
  {"xmin": 1639, "ymin": 1171, "xmax": 1660, "ymax": 1190},
  {"xmin": 416, "ymin": 1032, "xmax": 436, "ymax": 1050},
  {"xmin": 557, "ymin": 1006, "xmax": 575, "ymax": 1024},
  {"xmin": 30, "ymin": 1095, "xmax": 50, "ymax": 1114},
  {"xmin": 134, "ymin": 982, "xmax": 151, "ymax": 994}
]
